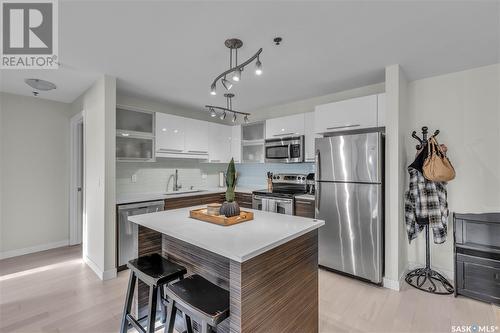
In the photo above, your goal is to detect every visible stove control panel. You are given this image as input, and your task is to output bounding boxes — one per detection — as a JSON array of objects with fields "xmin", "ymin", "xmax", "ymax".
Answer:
[{"xmin": 272, "ymin": 173, "xmax": 307, "ymax": 184}]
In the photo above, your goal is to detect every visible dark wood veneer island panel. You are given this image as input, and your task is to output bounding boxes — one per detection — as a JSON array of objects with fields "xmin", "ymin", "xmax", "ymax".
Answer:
[{"xmin": 133, "ymin": 191, "xmax": 319, "ymax": 332}]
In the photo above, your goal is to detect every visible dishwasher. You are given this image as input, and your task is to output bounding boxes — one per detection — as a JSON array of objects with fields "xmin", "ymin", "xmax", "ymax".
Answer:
[{"xmin": 117, "ymin": 200, "xmax": 164, "ymax": 270}]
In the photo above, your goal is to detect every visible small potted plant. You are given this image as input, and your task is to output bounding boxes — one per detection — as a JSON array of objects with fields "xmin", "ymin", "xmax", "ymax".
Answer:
[{"xmin": 219, "ymin": 158, "xmax": 240, "ymax": 217}]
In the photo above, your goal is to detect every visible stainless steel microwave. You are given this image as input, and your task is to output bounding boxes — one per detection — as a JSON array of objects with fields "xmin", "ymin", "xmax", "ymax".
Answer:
[{"xmin": 264, "ymin": 136, "xmax": 305, "ymax": 163}]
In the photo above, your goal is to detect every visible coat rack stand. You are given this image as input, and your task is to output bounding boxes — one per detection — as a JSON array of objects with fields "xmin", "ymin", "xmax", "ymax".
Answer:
[{"xmin": 405, "ymin": 126, "xmax": 454, "ymax": 295}]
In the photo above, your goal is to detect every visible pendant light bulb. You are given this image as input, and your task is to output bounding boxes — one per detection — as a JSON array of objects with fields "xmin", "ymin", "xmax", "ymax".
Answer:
[
  {"xmin": 210, "ymin": 83, "xmax": 216, "ymax": 95},
  {"xmin": 232, "ymin": 67, "xmax": 241, "ymax": 82},
  {"xmin": 255, "ymin": 59, "xmax": 262, "ymax": 76},
  {"xmin": 232, "ymin": 113, "xmax": 237, "ymax": 123},
  {"xmin": 221, "ymin": 77, "xmax": 233, "ymax": 90},
  {"xmin": 244, "ymin": 115, "xmax": 249, "ymax": 123},
  {"xmin": 220, "ymin": 111, "xmax": 226, "ymax": 120},
  {"xmin": 210, "ymin": 108, "xmax": 217, "ymax": 117}
]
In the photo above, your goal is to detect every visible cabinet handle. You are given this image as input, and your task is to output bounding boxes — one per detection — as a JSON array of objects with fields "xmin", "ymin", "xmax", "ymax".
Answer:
[
  {"xmin": 273, "ymin": 132, "xmax": 295, "ymax": 137},
  {"xmin": 188, "ymin": 150, "xmax": 208, "ymax": 154},
  {"xmin": 210, "ymin": 159, "xmax": 221, "ymax": 162},
  {"xmin": 326, "ymin": 124, "xmax": 360, "ymax": 130},
  {"xmin": 296, "ymin": 200, "xmax": 312, "ymax": 205},
  {"xmin": 157, "ymin": 148, "xmax": 183, "ymax": 152}
]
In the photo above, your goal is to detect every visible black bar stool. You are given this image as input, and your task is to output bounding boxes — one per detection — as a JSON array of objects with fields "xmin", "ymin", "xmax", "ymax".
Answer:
[
  {"xmin": 164, "ymin": 274, "xmax": 229, "ymax": 333},
  {"xmin": 120, "ymin": 253, "xmax": 187, "ymax": 333}
]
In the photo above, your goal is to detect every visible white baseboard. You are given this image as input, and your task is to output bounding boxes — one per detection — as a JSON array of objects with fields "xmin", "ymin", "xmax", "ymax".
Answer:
[
  {"xmin": 0, "ymin": 240, "xmax": 69, "ymax": 260},
  {"xmin": 383, "ymin": 271, "xmax": 406, "ymax": 291},
  {"xmin": 83, "ymin": 255, "xmax": 117, "ymax": 281}
]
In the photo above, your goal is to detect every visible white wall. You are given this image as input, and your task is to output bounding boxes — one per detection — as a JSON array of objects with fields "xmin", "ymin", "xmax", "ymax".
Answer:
[
  {"xmin": 405, "ymin": 64, "xmax": 500, "ymax": 278},
  {"xmin": 71, "ymin": 75, "xmax": 116, "ymax": 280},
  {"xmin": 0, "ymin": 92, "xmax": 72, "ymax": 258}
]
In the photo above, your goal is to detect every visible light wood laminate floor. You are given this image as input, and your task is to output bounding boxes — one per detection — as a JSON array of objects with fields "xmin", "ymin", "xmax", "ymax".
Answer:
[{"xmin": 0, "ymin": 246, "xmax": 498, "ymax": 333}]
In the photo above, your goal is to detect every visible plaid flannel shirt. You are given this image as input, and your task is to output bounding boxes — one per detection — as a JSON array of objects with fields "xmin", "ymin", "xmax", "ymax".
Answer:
[{"xmin": 405, "ymin": 167, "xmax": 449, "ymax": 244}]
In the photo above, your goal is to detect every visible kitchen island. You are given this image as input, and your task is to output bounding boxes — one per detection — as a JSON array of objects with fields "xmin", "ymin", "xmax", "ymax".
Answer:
[{"xmin": 128, "ymin": 206, "xmax": 324, "ymax": 333}]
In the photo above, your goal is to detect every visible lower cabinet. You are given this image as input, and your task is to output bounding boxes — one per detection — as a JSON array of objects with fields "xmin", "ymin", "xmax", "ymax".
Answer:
[
  {"xmin": 294, "ymin": 198, "xmax": 315, "ymax": 218},
  {"xmin": 164, "ymin": 192, "xmax": 225, "ymax": 210},
  {"xmin": 235, "ymin": 192, "xmax": 253, "ymax": 209}
]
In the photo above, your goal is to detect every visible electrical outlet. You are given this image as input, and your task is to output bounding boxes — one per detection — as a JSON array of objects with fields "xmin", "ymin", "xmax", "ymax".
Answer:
[
  {"xmin": 201, "ymin": 173, "xmax": 207, "ymax": 179},
  {"xmin": 131, "ymin": 174, "xmax": 137, "ymax": 183}
]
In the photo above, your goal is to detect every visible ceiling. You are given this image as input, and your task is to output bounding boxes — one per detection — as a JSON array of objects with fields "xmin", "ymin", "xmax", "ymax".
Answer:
[{"xmin": 1, "ymin": 1, "xmax": 498, "ymax": 113}]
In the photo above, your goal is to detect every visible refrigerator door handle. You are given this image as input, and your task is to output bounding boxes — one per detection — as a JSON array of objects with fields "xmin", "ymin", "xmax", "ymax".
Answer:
[
  {"xmin": 315, "ymin": 181, "xmax": 321, "ymax": 211},
  {"xmin": 315, "ymin": 149, "xmax": 321, "ymax": 180}
]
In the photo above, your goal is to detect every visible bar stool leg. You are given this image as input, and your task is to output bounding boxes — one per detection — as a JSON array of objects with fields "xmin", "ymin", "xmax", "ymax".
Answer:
[
  {"xmin": 120, "ymin": 271, "xmax": 137, "ymax": 333},
  {"xmin": 146, "ymin": 285, "xmax": 158, "ymax": 333},
  {"xmin": 164, "ymin": 300, "xmax": 177, "ymax": 333},
  {"xmin": 158, "ymin": 285, "xmax": 166, "ymax": 324},
  {"xmin": 200, "ymin": 321, "xmax": 209, "ymax": 333},
  {"xmin": 183, "ymin": 313, "xmax": 193, "ymax": 333}
]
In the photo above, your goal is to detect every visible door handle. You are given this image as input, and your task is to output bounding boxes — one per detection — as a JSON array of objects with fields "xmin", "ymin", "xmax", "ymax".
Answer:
[
  {"xmin": 315, "ymin": 182, "xmax": 321, "ymax": 211},
  {"xmin": 315, "ymin": 150, "xmax": 321, "ymax": 180},
  {"xmin": 77, "ymin": 187, "xmax": 82, "ymax": 192}
]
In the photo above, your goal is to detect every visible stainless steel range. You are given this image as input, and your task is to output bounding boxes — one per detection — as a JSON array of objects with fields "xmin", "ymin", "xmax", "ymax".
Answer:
[{"xmin": 252, "ymin": 174, "xmax": 308, "ymax": 215}]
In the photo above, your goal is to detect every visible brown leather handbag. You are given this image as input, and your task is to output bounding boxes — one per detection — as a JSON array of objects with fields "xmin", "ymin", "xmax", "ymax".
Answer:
[{"xmin": 423, "ymin": 137, "xmax": 456, "ymax": 182}]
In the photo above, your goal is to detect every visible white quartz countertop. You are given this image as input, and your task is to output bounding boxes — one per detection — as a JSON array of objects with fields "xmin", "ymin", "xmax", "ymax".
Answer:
[
  {"xmin": 128, "ymin": 207, "xmax": 324, "ymax": 262},
  {"xmin": 116, "ymin": 187, "xmax": 256, "ymax": 205}
]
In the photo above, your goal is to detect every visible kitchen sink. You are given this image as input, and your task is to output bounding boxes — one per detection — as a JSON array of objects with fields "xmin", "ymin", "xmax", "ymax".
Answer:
[{"xmin": 163, "ymin": 189, "xmax": 207, "ymax": 196}]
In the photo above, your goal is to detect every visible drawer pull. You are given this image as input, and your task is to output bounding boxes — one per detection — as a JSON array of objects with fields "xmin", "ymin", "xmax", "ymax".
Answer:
[
  {"xmin": 495, "ymin": 273, "xmax": 500, "ymax": 280},
  {"xmin": 296, "ymin": 200, "xmax": 312, "ymax": 205}
]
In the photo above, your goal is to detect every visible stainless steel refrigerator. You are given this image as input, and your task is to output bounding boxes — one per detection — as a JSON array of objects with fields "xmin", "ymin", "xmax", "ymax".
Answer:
[{"xmin": 315, "ymin": 131, "xmax": 383, "ymax": 283}]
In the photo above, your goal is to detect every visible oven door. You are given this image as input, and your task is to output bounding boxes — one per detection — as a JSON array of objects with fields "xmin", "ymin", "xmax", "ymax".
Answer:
[{"xmin": 265, "ymin": 136, "xmax": 304, "ymax": 163}]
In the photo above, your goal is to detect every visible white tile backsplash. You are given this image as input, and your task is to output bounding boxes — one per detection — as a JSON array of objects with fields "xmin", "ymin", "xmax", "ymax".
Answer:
[
  {"xmin": 116, "ymin": 160, "xmax": 315, "ymax": 194},
  {"xmin": 116, "ymin": 159, "xmax": 226, "ymax": 194}
]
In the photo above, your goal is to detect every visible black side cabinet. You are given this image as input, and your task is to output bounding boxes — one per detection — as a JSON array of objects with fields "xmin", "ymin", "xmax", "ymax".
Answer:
[{"xmin": 454, "ymin": 213, "xmax": 500, "ymax": 305}]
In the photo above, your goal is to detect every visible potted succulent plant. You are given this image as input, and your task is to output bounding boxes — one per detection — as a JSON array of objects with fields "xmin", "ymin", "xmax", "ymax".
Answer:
[{"xmin": 219, "ymin": 158, "xmax": 240, "ymax": 217}]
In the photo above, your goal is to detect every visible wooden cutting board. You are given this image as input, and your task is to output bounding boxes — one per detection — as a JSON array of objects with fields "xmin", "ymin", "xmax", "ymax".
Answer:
[{"xmin": 189, "ymin": 207, "xmax": 254, "ymax": 226}]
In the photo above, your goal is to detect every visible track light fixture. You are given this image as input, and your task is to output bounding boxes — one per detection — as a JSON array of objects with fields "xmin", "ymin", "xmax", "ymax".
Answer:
[
  {"xmin": 210, "ymin": 38, "xmax": 263, "ymax": 95},
  {"xmin": 232, "ymin": 67, "xmax": 241, "ymax": 82},
  {"xmin": 205, "ymin": 93, "xmax": 250, "ymax": 123},
  {"xmin": 255, "ymin": 57, "xmax": 262, "ymax": 76},
  {"xmin": 221, "ymin": 77, "xmax": 233, "ymax": 90}
]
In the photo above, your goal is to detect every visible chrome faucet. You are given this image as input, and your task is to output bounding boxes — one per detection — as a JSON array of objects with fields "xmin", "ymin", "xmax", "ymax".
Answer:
[
  {"xmin": 173, "ymin": 169, "xmax": 182, "ymax": 191},
  {"xmin": 166, "ymin": 169, "xmax": 182, "ymax": 192}
]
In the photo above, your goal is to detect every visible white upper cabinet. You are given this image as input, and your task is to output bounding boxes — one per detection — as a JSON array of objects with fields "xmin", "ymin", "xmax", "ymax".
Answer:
[
  {"xmin": 304, "ymin": 112, "xmax": 320, "ymax": 162},
  {"xmin": 377, "ymin": 93, "xmax": 386, "ymax": 127},
  {"xmin": 156, "ymin": 113, "xmax": 185, "ymax": 153},
  {"xmin": 208, "ymin": 122, "xmax": 232, "ymax": 163},
  {"xmin": 231, "ymin": 125, "xmax": 242, "ymax": 163},
  {"xmin": 314, "ymin": 94, "xmax": 378, "ymax": 133},
  {"xmin": 265, "ymin": 113, "xmax": 305, "ymax": 139},
  {"xmin": 184, "ymin": 118, "xmax": 209, "ymax": 154}
]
